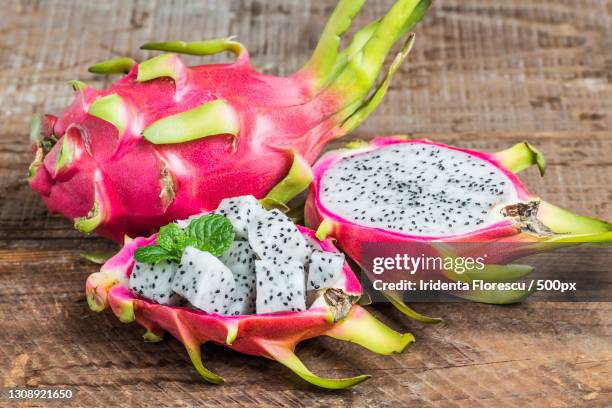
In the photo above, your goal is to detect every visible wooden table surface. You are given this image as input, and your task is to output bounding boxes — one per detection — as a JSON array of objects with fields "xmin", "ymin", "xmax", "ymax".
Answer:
[{"xmin": 1, "ymin": 1, "xmax": 611, "ymax": 406}]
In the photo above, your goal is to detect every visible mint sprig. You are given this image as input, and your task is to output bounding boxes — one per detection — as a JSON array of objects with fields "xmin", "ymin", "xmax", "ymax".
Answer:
[
  {"xmin": 134, "ymin": 214, "xmax": 235, "ymax": 264},
  {"xmin": 134, "ymin": 245, "xmax": 174, "ymax": 264}
]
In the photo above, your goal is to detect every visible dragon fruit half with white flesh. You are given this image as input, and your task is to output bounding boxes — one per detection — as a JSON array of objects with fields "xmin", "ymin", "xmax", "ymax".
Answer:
[
  {"xmin": 28, "ymin": 0, "xmax": 431, "ymax": 242},
  {"xmin": 86, "ymin": 196, "xmax": 414, "ymax": 389},
  {"xmin": 306, "ymin": 136, "xmax": 612, "ymax": 317}
]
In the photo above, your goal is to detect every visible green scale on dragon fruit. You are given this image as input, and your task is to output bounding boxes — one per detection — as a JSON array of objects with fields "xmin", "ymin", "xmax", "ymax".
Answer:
[
  {"xmin": 172, "ymin": 247, "xmax": 236, "ymax": 315},
  {"xmin": 129, "ymin": 260, "xmax": 182, "ymax": 305}
]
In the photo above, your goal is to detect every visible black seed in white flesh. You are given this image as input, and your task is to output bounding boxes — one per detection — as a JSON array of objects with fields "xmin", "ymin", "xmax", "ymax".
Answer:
[
  {"xmin": 213, "ymin": 195, "xmax": 266, "ymax": 239},
  {"xmin": 306, "ymin": 250, "xmax": 345, "ymax": 291},
  {"xmin": 255, "ymin": 260, "xmax": 306, "ymax": 314},
  {"xmin": 247, "ymin": 208, "xmax": 310, "ymax": 265},
  {"xmin": 220, "ymin": 240, "xmax": 258, "ymax": 315},
  {"xmin": 171, "ymin": 247, "xmax": 236, "ymax": 315},
  {"xmin": 129, "ymin": 260, "xmax": 182, "ymax": 305},
  {"xmin": 319, "ymin": 143, "xmax": 518, "ymax": 235}
]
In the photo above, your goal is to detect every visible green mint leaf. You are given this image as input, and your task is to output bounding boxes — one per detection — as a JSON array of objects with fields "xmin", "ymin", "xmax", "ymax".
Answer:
[
  {"xmin": 186, "ymin": 214, "xmax": 235, "ymax": 257},
  {"xmin": 156, "ymin": 223, "xmax": 188, "ymax": 254},
  {"xmin": 134, "ymin": 245, "xmax": 176, "ymax": 264}
]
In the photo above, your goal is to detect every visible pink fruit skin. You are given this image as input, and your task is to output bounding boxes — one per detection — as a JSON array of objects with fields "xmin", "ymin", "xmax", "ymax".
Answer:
[
  {"xmin": 30, "ymin": 60, "xmax": 345, "ymax": 242},
  {"xmin": 306, "ymin": 136, "xmax": 612, "ymax": 269},
  {"xmin": 28, "ymin": 0, "xmax": 433, "ymax": 242}
]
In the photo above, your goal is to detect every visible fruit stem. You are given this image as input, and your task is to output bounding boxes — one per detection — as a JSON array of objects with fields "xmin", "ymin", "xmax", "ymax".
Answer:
[
  {"xmin": 538, "ymin": 201, "xmax": 612, "ymax": 236},
  {"xmin": 325, "ymin": 305, "xmax": 417, "ymax": 353}
]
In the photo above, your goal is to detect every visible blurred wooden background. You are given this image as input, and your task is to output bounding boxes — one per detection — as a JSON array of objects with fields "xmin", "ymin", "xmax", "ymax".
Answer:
[{"xmin": 0, "ymin": 0, "xmax": 610, "ymax": 406}]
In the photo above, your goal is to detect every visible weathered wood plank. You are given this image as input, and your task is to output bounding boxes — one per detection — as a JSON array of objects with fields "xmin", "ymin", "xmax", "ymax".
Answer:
[{"xmin": 0, "ymin": 1, "xmax": 610, "ymax": 406}]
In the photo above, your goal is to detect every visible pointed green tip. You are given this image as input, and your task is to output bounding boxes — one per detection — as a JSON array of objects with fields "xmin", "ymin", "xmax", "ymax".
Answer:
[
  {"xmin": 262, "ymin": 150, "xmax": 313, "ymax": 207},
  {"xmin": 345, "ymin": 139, "xmax": 369, "ymax": 150},
  {"xmin": 264, "ymin": 343, "xmax": 370, "ymax": 389},
  {"xmin": 538, "ymin": 201, "xmax": 612, "ymax": 235},
  {"xmin": 460, "ymin": 264, "xmax": 535, "ymax": 283},
  {"xmin": 527, "ymin": 142, "xmax": 547, "ymax": 176},
  {"xmin": 143, "ymin": 330, "xmax": 164, "ymax": 343},
  {"xmin": 27, "ymin": 149, "xmax": 44, "ymax": 180},
  {"xmin": 137, "ymin": 53, "xmax": 186, "ymax": 83},
  {"xmin": 260, "ymin": 197, "xmax": 291, "ymax": 212},
  {"xmin": 315, "ymin": 218, "xmax": 334, "ymax": 241},
  {"xmin": 140, "ymin": 38, "xmax": 245, "ymax": 59},
  {"xmin": 547, "ymin": 231, "xmax": 612, "ymax": 244},
  {"xmin": 300, "ymin": 373, "xmax": 371, "ymax": 390},
  {"xmin": 339, "ymin": 33, "xmax": 416, "ymax": 135},
  {"xmin": 80, "ymin": 251, "xmax": 117, "ymax": 265},
  {"xmin": 67, "ymin": 80, "xmax": 88, "ymax": 92},
  {"xmin": 142, "ymin": 99, "xmax": 239, "ymax": 144},
  {"xmin": 225, "ymin": 322, "xmax": 239, "ymax": 345},
  {"xmin": 184, "ymin": 344, "xmax": 224, "ymax": 384},
  {"xmin": 494, "ymin": 142, "xmax": 547, "ymax": 176},
  {"xmin": 53, "ymin": 135, "xmax": 76, "ymax": 175},
  {"xmin": 29, "ymin": 115, "xmax": 41, "ymax": 145},
  {"xmin": 115, "ymin": 299, "xmax": 136, "ymax": 323},
  {"xmin": 88, "ymin": 94, "xmax": 128, "ymax": 135},
  {"xmin": 383, "ymin": 291, "xmax": 442, "ymax": 324},
  {"xmin": 74, "ymin": 202, "xmax": 102, "ymax": 234},
  {"xmin": 88, "ymin": 57, "xmax": 136, "ymax": 75}
]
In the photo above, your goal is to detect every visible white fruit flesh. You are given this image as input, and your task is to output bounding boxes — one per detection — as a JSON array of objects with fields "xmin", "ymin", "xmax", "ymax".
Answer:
[
  {"xmin": 307, "ymin": 250, "xmax": 345, "ymax": 291},
  {"xmin": 129, "ymin": 260, "xmax": 182, "ymax": 305},
  {"xmin": 248, "ymin": 208, "xmax": 311, "ymax": 265},
  {"xmin": 220, "ymin": 241, "xmax": 258, "ymax": 315},
  {"xmin": 214, "ymin": 195, "xmax": 266, "ymax": 239},
  {"xmin": 172, "ymin": 247, "xmax": 236, "ymax": 314},
  {"xmin": 319, "ymin": 143, "xmax": 519, "ymax": 236},
  {"xmin": 255, "ymin": 260, "xmax": 306, "ymax": 314}
]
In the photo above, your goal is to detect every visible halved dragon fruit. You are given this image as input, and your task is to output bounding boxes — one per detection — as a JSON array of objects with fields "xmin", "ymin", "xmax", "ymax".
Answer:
[
  {"xmin": 86, "ymin": 198, "xmax": 413, "ymax": 389},
  {"xmin": 306, "ymin": 137, "xmax": 612, "ymax": 316},
  {"xmin": 28, "ymin": 0, "xmax": 431, "ymax": 242}
]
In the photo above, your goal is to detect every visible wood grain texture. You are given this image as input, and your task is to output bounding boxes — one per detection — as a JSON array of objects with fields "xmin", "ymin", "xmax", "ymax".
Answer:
[{"xmin": 0, "ymin": 0, "xmax": 611, "ymax": 406}]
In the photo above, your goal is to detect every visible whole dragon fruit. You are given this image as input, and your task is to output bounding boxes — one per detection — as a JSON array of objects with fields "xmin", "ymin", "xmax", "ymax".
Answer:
[
  {"xmin": 306, "ymin": 137, "xmax": 612, "ymax": 317},
  {"xmin": 28, "ymin": 0, "xmax": 431, "ymax": 242},
  {"xmin": 86, "ymin": 196, "xmax": 414, "ymax": 389}
]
